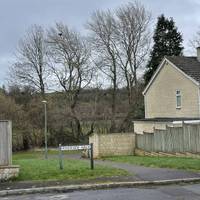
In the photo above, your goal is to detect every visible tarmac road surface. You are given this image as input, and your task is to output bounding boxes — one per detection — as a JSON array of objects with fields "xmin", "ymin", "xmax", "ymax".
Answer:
[{"xmin": 2, "ymin": 183, "xmax": 200, "ymax": 200}]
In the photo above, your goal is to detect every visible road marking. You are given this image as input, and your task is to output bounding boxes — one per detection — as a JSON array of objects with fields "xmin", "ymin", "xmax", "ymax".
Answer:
[{"xmin": 49, "ymin": 194, "xmax": 69, "ymax": 199}]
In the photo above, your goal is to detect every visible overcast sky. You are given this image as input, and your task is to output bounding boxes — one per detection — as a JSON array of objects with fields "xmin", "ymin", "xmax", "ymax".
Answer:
[{"xmin": 0, "ymin": 0, "xmax": 200, "ymax": 86}]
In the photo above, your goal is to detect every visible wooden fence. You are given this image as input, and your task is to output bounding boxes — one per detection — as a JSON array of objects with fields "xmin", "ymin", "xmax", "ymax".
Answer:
[
  {"xmin": 0, "ymin": 121, "xmax": 12, "ymax": 166},
  {"xmin": 136, "ymin": 123, "xmax": 200, "ymax": 153}
]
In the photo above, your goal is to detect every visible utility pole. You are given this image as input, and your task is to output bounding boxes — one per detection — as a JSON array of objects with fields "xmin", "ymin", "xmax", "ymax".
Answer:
[{"xmin": 42, "ymin": 100, "xmax": 48, "ymax": 159}]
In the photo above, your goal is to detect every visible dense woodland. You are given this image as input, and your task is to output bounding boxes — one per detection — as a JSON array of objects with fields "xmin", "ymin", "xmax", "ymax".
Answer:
[
  {"xmin": 2, "ymin": 1, "xmax": 198, "ymax": 150},
  {"xmin": 0, "ymin": 85, "xmax": 144, "ymax": 150}
]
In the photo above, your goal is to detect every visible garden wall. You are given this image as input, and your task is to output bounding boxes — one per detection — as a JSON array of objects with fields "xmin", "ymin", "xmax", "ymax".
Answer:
[
  {"xmin": 89, "ymin": 123, "xmax": 200, "ymax": 159},
  {"xmin": 89, "ymin": 133, "xmax": 135, "ymax": 158}
]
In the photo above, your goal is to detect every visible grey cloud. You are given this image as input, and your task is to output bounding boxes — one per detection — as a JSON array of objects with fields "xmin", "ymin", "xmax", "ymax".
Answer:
[{"xmin": 0, "ymin": 0, "xmax": 199, "ymax": 85}]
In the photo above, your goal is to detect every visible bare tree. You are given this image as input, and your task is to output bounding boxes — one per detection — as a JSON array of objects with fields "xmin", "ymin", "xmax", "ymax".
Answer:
[
  {"xmin": 87, "ymin": 10, "xmax": 119, "ymax": 132},
  {"xmin": 9, "ymin": 25, "xmax": 49, "ymax": 98},
  {"xmin": 47, "ymin": 23, "xmax": 93, "ymax": 141},
  {"xmin": 114, "ymin": 2, "xmax": 151, "ymax": 105},
  {"xmin": 87, "ymin": 2, "xmax": 151, "ymax": 131},
  {"xmin": 190, "ymin": 28, "xmax": 200, "ymax": 53}
]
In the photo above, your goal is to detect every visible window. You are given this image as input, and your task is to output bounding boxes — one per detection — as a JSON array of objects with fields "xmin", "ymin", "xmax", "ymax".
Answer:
[{"xmin": 176, "ymin": 90, "xmax": 181, "ymax": 109}]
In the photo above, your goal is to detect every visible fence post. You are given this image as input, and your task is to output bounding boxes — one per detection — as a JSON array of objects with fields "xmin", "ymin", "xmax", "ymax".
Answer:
[
  {"xmin": 90, "ymin": 143, "xmax": 94, "ymax": 170},
  {"xmin": 59, "ymin": 144, "xmax": 63, "ymax": 170},
  {"xmin": 0, "ymin": 121, "xmax": 12, "ymax": 166}
]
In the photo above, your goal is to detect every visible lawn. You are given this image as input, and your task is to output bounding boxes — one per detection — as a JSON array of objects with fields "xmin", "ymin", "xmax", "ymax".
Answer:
[
  {"xmin": 13, "ymin": 151, "xmax": 128, "ymax": 181},
  {"xmin": 105, "ymin": 155, "xmax": 200, "ymax": 171}
]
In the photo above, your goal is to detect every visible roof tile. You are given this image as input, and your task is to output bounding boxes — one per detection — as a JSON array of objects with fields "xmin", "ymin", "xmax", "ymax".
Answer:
[{"xmin": 166, "ymin": 56, "xmax": 200, "ymax": 83}]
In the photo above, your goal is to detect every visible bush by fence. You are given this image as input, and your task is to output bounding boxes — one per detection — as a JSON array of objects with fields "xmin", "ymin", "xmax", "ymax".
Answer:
[{"xmin": 136, "ymin": 123, "xmax": 200, "ymax": 153}]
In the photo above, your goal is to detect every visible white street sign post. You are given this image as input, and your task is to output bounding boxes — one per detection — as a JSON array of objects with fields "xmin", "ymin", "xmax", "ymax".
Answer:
[{"xmin": 58, "ymin": 143, "xmax": 94, "ymax": 170}]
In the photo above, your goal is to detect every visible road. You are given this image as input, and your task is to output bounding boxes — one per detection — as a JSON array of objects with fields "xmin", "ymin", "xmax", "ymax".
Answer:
[{"xmin": 2, "ymin": 184, "xmax": 200, "ymax": 200}]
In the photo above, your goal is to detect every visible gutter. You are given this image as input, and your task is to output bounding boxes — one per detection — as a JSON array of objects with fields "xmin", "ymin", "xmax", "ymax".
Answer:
[{"xmin": 1, "ymin": 178, "xmax": 200, "ymax": 197}]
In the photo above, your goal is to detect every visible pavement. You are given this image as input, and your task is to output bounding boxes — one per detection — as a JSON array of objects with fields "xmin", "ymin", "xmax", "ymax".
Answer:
[
  {"xmin": 66, "ymin": 153, "xmax": 200, "ymax": 181},
  {"xmin": 1, "ymin": 183, "xmax": 200, "ymax": 200},
  {"xmin": 94, "ymin": 159, "xmax": 200, "ymax": 181}
]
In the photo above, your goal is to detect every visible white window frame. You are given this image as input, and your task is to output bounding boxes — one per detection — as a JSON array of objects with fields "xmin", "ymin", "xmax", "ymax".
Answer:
[{"xmin": 176, "ymin": 90, "xmax": 181, "ymax": 109}]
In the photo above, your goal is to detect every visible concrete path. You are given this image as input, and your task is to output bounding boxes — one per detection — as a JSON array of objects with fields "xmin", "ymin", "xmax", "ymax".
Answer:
[
  {"xmin": 94, "ymin": 159, "xmax": 200, "ymax": 181},
  {"xmin": 65, "ymin": 153, "xmax": 200, "ymax": 181}
]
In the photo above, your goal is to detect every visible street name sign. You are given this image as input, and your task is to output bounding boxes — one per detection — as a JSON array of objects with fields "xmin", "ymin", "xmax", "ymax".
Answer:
[
  {"xmin": 58, "ymin": 143, "xmax": 94, "ymax": 170},
  {"xmin": 61, "ymin": 145, "xmax": 90, "ymax": 151}
]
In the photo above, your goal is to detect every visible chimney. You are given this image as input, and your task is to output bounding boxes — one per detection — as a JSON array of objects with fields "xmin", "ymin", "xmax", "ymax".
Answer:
[{"xmin": 197, "ymin": 47, "xmax": 200, "ymax": 62}]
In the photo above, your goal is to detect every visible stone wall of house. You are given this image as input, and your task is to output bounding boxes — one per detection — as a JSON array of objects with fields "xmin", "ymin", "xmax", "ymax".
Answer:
[
  {"xmin": 0, "ymin": 166, "xmax": 19, "ymax": 182},
  {"xmin": 89, "ymin": 133, "xmax": 135, "ymax": 158}
]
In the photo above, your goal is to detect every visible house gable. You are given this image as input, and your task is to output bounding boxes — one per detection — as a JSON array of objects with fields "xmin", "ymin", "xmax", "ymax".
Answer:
[
  {"xmin": 144, "ymin": 60, "xmax": 200, "ymax": 119},
  {"xmin": 143, "ymin": 57, "xmax": 199, "ymax": 96}
]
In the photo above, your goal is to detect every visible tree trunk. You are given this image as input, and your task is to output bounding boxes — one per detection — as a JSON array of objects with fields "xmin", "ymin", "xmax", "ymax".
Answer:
[
  {"xmin": 70, "ymin": 100, "xmax": 83, "ymax": 142},
  {"xmin": 110, "ymin": 72, "xmax": 117, "ymax": 133}
]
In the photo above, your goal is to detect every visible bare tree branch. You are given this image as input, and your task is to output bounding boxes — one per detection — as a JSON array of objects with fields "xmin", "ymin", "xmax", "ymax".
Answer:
[
  {"xmin": 114, "ymin": 1, "xmax": 151, "ymax": 104},
  {"xmin": 87, "ymin": 10, "xmax": 119, "ymax": 132},
  {"xmin": 9, "ymin": 25, "xmax": 49, "ymax": 97},
  {"xmin": 189, "ymin": 28, "xmax": 200, "ymax": 53},
  {"xmin": 47, "ymin": 22, "xmax": 93, "ymax": 141}
]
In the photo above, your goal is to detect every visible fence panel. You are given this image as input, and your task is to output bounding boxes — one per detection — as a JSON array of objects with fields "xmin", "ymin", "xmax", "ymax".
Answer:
[
  {"xmin": 154, "ymin": 129, "xmax": 164, "ymax": 152},
  {"xmin": 144, "ymin": 133, "xmax": 154, "ymax": 152},
  {"xmin": 136, "ymin": 123, "xmax": 200, "ymax": 154},
  {"xmin": 196, "ymin": 125, "xmax": 200, "ymax": 153}
]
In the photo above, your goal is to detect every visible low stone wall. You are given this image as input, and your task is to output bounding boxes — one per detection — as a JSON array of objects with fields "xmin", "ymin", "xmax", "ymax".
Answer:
[
  {"xmin": 89, "ymin": 133, "xmax": 135, "ymax": 158},
  {"xmin": 135, "ymin": 148, "xmax": 200, "ymax": 159},
  {"xmin": 0, "ymin": 165, "xmax": 20, "ymax": 182}
]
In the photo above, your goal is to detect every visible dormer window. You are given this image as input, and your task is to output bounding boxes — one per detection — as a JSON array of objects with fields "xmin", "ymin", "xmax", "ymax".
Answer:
[{"xmin": 176, "ymin": 90, "xmax": 181, "ymax": 109}]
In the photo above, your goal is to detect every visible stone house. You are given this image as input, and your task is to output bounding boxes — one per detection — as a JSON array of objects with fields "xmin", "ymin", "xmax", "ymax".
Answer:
[{"xmin": 134, "ymin": 47, "xmax": 200, "ymax": 134}]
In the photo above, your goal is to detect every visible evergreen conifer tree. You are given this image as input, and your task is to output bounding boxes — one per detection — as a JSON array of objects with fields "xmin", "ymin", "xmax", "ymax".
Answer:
[{"xmin": 144, "ymin": 14, "xmax": 183, "ymax": 84}]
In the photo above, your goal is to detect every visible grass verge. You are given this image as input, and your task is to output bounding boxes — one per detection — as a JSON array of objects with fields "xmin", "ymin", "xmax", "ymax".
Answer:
[
  {"xmin": 105, "ymin": 155, "xmax": 200, "ymax": 171},
  {"xmin": 13, "ymin": 151, "xmax": 128, "ymax": 181}
]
